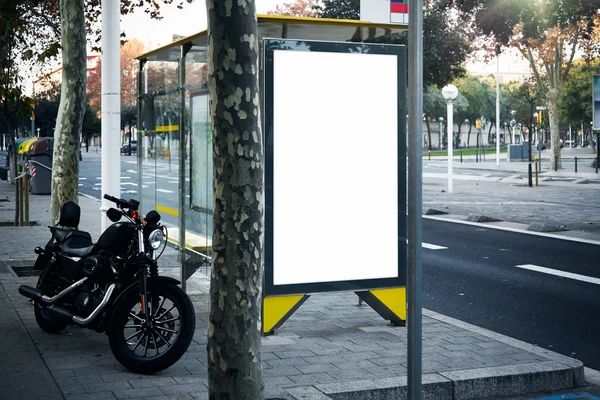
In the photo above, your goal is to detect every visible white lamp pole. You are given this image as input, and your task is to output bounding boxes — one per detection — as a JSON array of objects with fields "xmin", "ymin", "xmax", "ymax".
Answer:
[
  {"xmin": 442, "ymin": 85, "xmax": 458, "ymax": 193},
  {"xmin": 100, "ymin": 0, "xmax": 121, "ymax": 232},
  {"xmin": 496, "ymin": 54, "xmax": 501, "ymax": 166},
  {"xmin": 438, "ymin": 117, "xmax": 444, "ymax": 149},
  {"xmin": 511, "ymin": 110, "xmax": 517, "ymax": 144}
]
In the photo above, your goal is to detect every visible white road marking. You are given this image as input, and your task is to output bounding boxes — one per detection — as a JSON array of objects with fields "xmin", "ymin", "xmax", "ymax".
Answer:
[
  {"xmin": 422, "ymin": 243, "xmax": 448, "ymax": 250},
  {"xmin": 94, "ymin": 183, "xmax": 101, "ymax": 186},
  {"xmin": 96, "ymin": 177, "xmax": 101, "ymax": 180},
  {"xmin": 79, "ymin": 177, "xmax": 87, "ymax": 180},
  {"xmin": 92, "ymin": 187, "xmax": 100, "ymax": 191},
  {"xmin": 121, "ymin": 176, "xmax": 131, "ymax": 179},
  {"xmin": 125, "ymin": 161, "xmax": 137, "ymax": 164},
  {"xmin": 121, "ymin": 182, "xmax": 137, "ymax": 186},
  {"xmin": 156, "ymin": 189, "xmax": 174, "ymax": 193},
  {"xmin": 516, "ymin": 264, "xmax": 600, "ymax": 286},
  {"xmin": 168, "ymin": 181, "xmax": 179, "ymax": 184},
  {"xmin": 78, "ymin": 184, "xmax": 83, "ymax": 186}
]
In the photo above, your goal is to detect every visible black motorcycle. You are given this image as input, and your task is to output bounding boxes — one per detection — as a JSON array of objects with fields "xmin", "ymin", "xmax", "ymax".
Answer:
[{"xmin": 18, "ymin": 194, "xmax": 195, "ymax": 374}]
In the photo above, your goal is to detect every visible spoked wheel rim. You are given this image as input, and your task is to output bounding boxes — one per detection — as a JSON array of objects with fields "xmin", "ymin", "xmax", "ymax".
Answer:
[{"xmin": 122, "ymin": 293, "xmax": 182, "ymax": 359}]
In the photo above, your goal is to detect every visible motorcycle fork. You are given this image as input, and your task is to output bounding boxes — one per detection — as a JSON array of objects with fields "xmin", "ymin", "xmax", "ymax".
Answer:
[{"xmin": 139, "ymin": 270, "xmax": 150, "ymax": 325}]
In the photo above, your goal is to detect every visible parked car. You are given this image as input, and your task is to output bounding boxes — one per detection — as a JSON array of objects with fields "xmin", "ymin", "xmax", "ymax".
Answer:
[{"xmin": 120, "ymin": 140, "xmax": 137, "ymax": 154}]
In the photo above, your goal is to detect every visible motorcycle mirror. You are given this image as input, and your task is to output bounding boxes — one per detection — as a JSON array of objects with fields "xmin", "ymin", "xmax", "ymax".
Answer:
[{"xmin": 107, "ymin": 208, "xmax": 122, "ymax": 222}]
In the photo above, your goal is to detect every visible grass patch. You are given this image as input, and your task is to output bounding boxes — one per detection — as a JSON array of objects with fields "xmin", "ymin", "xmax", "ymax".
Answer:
[{"xmin": 424, "ymin": 147, "xmax": 508, "ymax": 157}]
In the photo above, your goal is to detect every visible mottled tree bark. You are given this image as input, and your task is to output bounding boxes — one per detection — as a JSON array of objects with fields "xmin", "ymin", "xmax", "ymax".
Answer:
[
  {"xmin": 206, "ymin": 0, "xmax": 264, "ymax": 399},
  {"xmin": 50, "ymin": 0, "xmax": 86, "ymax": 225},
  {"xmin": 547, "ymin": 88, "xmax": 561, "ymax": 169}
]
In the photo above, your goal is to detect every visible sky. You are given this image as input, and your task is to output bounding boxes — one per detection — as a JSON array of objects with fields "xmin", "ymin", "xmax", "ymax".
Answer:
[{"xmin": 121, "ymin": 0, "xmax": 284, "ymax": 50}]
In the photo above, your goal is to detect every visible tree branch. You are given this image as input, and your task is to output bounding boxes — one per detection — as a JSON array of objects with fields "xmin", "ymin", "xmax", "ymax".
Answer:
[
  {"xmin": 562, "ymin": 30, "xmax": 580, "ymax": 85},
  {"xmin": 519, "ymin": 45, "xmax": 543, "ymax": 89}
]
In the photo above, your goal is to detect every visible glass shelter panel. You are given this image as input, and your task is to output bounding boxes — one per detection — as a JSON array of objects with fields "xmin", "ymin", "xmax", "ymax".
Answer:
[
  {"xmin": 183, "ymin": 55, "xmax": 212, "ymax": 275},
  {"xmin": 139, "ymin": 60, "xmax": 181, "ymax": 261}
]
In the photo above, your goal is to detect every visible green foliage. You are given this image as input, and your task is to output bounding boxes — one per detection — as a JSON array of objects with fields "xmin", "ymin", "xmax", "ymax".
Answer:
[
  {"xmin": 423, "ymin": 85, "xmax": 446, "ymax": 121},
  {"xmin": 313, "ymin": 0, "xmax": 359, "ymax": 19},
  {"xmin": 559, "ymin": 59, "xmax": 600, "ymax": 125},
  {"xmin": 317, "ymin": 1, "xmax": 471, "ymax": 87}
]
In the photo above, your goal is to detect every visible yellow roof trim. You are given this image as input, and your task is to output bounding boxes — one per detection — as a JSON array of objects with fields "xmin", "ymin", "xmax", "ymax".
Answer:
[
  {"xmin": 136, "ymin": 14, "xmax": 407, "ymax": 60},
  {"xmin": 257, "ymin": 14, "xmax": 407, "ymax": 29}
]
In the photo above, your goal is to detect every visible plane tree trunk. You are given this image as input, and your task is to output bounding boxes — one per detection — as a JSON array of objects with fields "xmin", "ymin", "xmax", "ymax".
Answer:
[
  {"xmin": 50, "ymin": 0, "xmax": 86, "ymax": 224},
  {"xmin": 548, "ymin": 88, "xmax": 561, "ymax": 169},
  {"xmin": 206, "ymin": 0, "xmax": 265, "ymax": 398}
]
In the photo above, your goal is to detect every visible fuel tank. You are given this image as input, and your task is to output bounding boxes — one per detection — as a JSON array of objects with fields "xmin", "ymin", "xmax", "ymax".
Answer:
[{"xmin": 96, "ymin": 222, "xmax": 136, "ymax": 256}]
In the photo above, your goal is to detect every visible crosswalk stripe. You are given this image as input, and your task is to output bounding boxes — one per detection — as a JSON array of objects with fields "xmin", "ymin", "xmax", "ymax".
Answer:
[
  {"xmin": 516, "ymin": 264, "xmax": 600, "ymax": 286},
  {"xmin": 156, "ymin": 189, "xmax": 174, "ymax": 193},
  {"xmin": 423, "ymin": 243, "xmax": 447, "ymax": 250}
]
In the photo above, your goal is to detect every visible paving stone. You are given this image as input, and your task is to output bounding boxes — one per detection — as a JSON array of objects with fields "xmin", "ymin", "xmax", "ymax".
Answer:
[
  {"xmin": 159, "ymin": 382, "xmax": 207, "ymax": 395},
  {"xmin": 113, "ymin": 386, "xmax": 164, "ymax": 399},
  {"xmin": 83, "ymin": 380, "xmax": 134, "ymax": 393}
]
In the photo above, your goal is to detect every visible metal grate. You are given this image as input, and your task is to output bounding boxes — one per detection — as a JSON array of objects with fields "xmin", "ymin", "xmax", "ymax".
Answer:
[{"xmin": 10, "ymin": 265, "xmax": 40, "ymax": 277}]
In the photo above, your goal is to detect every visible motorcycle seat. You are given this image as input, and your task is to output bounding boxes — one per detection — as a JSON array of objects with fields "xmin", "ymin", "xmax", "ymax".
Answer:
[
  {"xmin": 61, "ymin": 242, "xmax": 96, "ymax": 257},
  {"xmin": 50, "ymin": 228, "xmax": 95, "ymax": 257}
]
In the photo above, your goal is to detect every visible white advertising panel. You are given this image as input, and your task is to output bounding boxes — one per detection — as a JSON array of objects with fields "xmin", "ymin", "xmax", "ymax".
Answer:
[{"xmin": 263, "ymin": 39, "xmax": 407, "ymax": 295}]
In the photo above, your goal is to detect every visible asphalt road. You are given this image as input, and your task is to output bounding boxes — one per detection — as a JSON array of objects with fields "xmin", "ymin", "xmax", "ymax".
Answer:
[{"xmin": 423, "ymin": 217, "xmax": 600, "ymax": 369}]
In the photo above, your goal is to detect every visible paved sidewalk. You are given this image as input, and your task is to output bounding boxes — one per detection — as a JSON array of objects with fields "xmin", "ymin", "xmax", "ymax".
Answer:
[{"xmin": 0, "ymin": 158, "xmax": 597, "ymax": 399}]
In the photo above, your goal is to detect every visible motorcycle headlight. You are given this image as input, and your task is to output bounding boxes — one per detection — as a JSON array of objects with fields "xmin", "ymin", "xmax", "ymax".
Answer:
[{"xmin": 148, "ymin": 228, "xmax": 165, "ymax": 250}]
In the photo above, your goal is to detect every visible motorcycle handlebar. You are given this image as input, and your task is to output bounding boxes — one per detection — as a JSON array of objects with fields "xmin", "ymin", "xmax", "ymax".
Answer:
[{"xmin": 103, "ymin": 194, "xmax": 139, "ymax": 211}]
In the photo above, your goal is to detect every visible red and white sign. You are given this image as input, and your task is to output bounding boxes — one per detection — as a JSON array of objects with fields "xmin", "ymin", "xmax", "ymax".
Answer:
[{"xmin": 360, "ymin": 0, "xmax": 409, "ymax": 25}]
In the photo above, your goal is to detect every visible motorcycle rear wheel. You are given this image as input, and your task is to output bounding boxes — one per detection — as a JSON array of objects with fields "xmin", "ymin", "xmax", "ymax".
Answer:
[
  {"xmin": 34, "ymin": 262, "xmax": 70, "ymax": 334},
  {"xmin": 108, "ymin": 280, "xmax": 195, "ymax": 374}
]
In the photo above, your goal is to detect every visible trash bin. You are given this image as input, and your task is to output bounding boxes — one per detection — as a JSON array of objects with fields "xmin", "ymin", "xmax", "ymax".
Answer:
[
  {"xmin": 17, "ymin": 136, "xmax": 37, "ymax": 175},
  {"xmin": 8, "ymin": 137, "xmax": 34, "ymax": 184},
  {"xmin": 28, "ymin": 138, "xmax": 54, "ymax": 195}
]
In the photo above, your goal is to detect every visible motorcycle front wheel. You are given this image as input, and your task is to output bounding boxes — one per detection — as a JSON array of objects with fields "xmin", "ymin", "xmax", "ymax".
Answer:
[{"xmin": 108, "ymin": 280, "xmax": 195, "ymax": 374}]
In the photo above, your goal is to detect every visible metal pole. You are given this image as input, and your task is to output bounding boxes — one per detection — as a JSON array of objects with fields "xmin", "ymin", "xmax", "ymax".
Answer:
[
  {"xmin": 597, "ymin": 133, "xmax": 599, "ymax": 173},
  {"xmin": 137, "ymin": 60, "xmax": 146, "ymax": 214},
  {"xmin": 528, "ymin": 129, "xmax": 533, "ymax": 187},
  {"xmin": 100, "ymin": 0, "xmax": 121, "ymax": 232},
  {"xmin": 447, "ymin": 100, "xmax": 454, "ymax": 193},
  {"xmin": 496, "ymin": 54, "xmax": 500, "ymax": 166},
  {"xmin": 179, "ymin": 44, "xmax": 191, "ymax": 292},
  {"xmin": 408, "ymin": 1, "xmax": 424, "ymax": 398},
  {"xmin": 575, "ymin": 157, "xmax": 578, "ymax": 173}
]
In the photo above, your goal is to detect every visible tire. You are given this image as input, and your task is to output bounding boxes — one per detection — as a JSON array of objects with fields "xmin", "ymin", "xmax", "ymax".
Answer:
[
  {"xmin": 34, "ymin": 261, "xmax": 70, "ymax": 334},
  {"xmin": 108, "ymin": 280, "xmax": 195, "ymax": 374}
]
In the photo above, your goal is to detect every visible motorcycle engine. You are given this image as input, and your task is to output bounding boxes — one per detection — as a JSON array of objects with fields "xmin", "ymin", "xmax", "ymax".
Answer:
[
  {"xmin": 83, "ymin": 255, "xmax": 114, "ymax": 283},
  {"xmin": 74, "ymin": 286, "xmax": 103, "ymax": 316}
]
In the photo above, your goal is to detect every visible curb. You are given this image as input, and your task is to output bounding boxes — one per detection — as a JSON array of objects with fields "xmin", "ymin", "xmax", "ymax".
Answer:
[
  {"xmin": 423, "ymin": 214, "xmax": 600, "ymax": 246},
  {"xmin": 284, "ymin": 310, "xmax": 584, "ymax": 400}
]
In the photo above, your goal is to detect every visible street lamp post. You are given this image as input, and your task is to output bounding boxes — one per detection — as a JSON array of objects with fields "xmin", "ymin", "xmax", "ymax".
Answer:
[
  {"xmin": 510, "ymin": 110, "xmax": 517, "ymax": 144},
  {"xmin": 442, "ymin": 84, "xmax": 458, "ymax": 193},
  {"xmin": 438, "ymin": 117, "xmax": 444, "ymax": 150}
]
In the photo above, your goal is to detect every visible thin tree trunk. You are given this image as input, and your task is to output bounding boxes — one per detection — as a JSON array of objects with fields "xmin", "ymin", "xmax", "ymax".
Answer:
[
  {"xmin": 425, "ymin": 119, "xmax": 431, "ymax": 150},
  {"xmin": 206, "ymin": 0, "xmax": 265, "ymax": 399},
  {"xmin": 50, "ymin": 0, "xmax": 87, "ymax": 225},
  {"xmin": 467, "ymin": 123, "xmax": 472, "ymax": 147},
  {"xmin": 8, "ymin": 122, "xmax": 19, "ymax": 225},
  {"xmin": 547, "ymin": 88, "xmax": 561, "ymax": 169}
]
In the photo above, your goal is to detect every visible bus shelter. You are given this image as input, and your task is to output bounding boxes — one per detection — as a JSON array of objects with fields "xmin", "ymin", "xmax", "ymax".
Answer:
[{"xmin": 136, "ymin": 15, "xmax": 407, "ymax": 333}]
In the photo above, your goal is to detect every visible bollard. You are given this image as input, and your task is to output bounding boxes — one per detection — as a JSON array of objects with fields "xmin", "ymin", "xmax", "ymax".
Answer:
[
  {"xmin": 460, "ymin": 151, "xmax": 463, "ymax": 163},
  {"xmin": 575, "ymin": 157, "xmax": 578, "ymax": 173},
  {"xmin": 16, "ymin": 177, "xmax": 22, "ymax": 225},
  {"xmin": 428, "ymin": 151, "xmax": 430, "ymax": 161},
  {"xmin": 535, "ymin": 161, "xmax": 539, "ymax": 187},
  {"xmin": 555, "ymin": 156, "xmax": 558, "ymax": 171}
]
